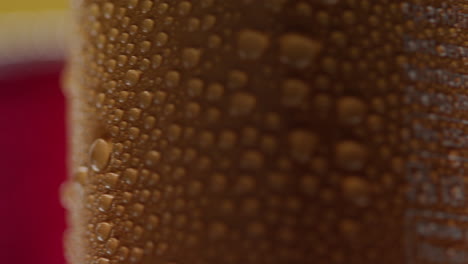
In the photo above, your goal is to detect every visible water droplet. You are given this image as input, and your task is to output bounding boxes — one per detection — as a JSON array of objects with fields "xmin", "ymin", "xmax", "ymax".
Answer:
[
  {"xmin": 279, "ymin": 33, "xmax": 322, "ymax": 69},
  {"xmin": 188, "ymin": 180, "xmax": 203, "ymax": 196},
  {"xmin": 342, "ymin": 176, "xmax": 369, "ymax": 206},
  {"xmin": 74, "ymin": 166, "xmax": 88, "ymax": 185},
  {"xmin": 185, "ymin": 102, "xmax": 201, "ymax": 118},
  {"xmin": 129, "ymin": 247, "xmax": 144, "ymax": 263},
  {"xmin": 154, "ymin": 91, "xmax": 167, "ymax": 104},
  {"xmin": 187, "ymin": 78, "xmax": 204, "ymax": 97},
  {"xmin": 165, "ymin": 71, "xmax": 181, "ymax": 88},
  {"xmin": 125, "ymin": 70, "xmax": 142, "ymax": 87},
  {"xmin": 300, "ymin": 175, "xmax": 318, "ymax": 195},
  {"xmin": 102, "ymin": 172, "xmax": 119, "ymax": 189},
  {"xmin": 238, "ymin": 29, "xmax": 269, "ymax": 60},
  {"xmin": 340, "ymin": 219, "xmax": 359, "ymax": 237},
  {"xmin": 205, "ymin": 83, "xmax": 224, "ymax": 101},
  {"xmin": 230, "ymin": 92, "xmax": 256, "ymax": 116},
  {"xmin": 167, "ymin": 124, "xmax": 182, "ymax": 142},
  {"xmin": 198, "ymin": 131, "xmax": 215, "ymax": 149},
  {"xmin": 282, "ymin": 79, "xmax": 309, "ymax": 107},
  {"xmin": 137, "ymin": 91, "xmax": 153, "ymax": 109},
  {"xmin": 201, "ymin": 15, "xmax": 216, "ymax": 30},
  {"xmin": 236, "ymin": 175, "xmax": 256, "ymax": 193},
  {"xmin": 89, "ymin": 139, "xmax": 112, "ymax": 172},
  {"xmin": 131, "ymin": 203, "xmax": 145, "ymax": 217},
  {"xmin": 240, "ymin": 151, "xmax": 264, "ymax": 170},
  {"xmin": 145, "ymin": 150, "xmax": 161, "ymax": 168},
  {"xmin": 210, "ymin": 222, "xmax": 227, "ymax": 239},
  {"xmin": 117, "ymin": 246, "xmax": 130, "ymax": 261},
  {"xmin": 288, "ymin": 130, "xmax": 317, "ymax": 163},
  {"xmin": 155, "ymin": 32, "xmax": 169, "ymax": 47},
  {"xmin": 156, "ymin": 242, "xmax": 168, "ymax": 256},
  {"xmin": 156, "ymin": 3, "xmax": 169, "ymax": 14},
  {"xmin": 247, "ymin": 222, "xmax": 265, "ymax": 237},
  {"xmin": 227, "ymin": 70, "xmax": 248, "ymax": 89},
  {"xmin": 208, "ymin": 34, "xmax": 222, "ymax": 48},
  {"xmin": 337, "ymin": 96, "xmax": 367, "ymax": 126},
  {"xmin": 96, "ymin": 222, "xmax": 113, "ymax": 242},
  {"xmin": 139, "ymin": 40, "xmax": 152, "ymax": 53},
  {"xmin": 102, "ymin": 3, "xmax": 114, "ymax": 19},
  {"xmin": 128, "ymin": 108, "xmax": 142, "ymax": 121},
  {"xmin": 267, "ymin": 172, "xmax": 288, "ymax": 191},
  {"xmin": 181, "ymin": 48, "xmax": 201, "ymax": 69},
  {"xmin": 335, "ymin": 141, "xmax": 367, "ymax": 171},
  {"xmin": 219, "ymin": 130, "xmax": 237, "ymax": 150},
  {"xmin": 127, "ymin": 0, "xmax": 139, "ymax": 9},
  {"xmin": 146, "ymin": 214, "xmax": 160, "ymax": 230},
  {"xmin": 105, "ymin": 238, "xmax": 120, "ymax": 255},
  {"xmin": 140, "ymin": 0, "xmax": 153, "ymax": 13},
  {"xmin": 177, "ymin": 1, "xmax": 192, "ymax": 16},
  {"xmin": 97, "ymin": 194, "xmax": 114, "ymax": 212},
  {"xmin": 211, "ymin": 173, "xmax": 227, "ymax": 192},
  {"xmin": 96, "ymin": 258, "xmax": 110, "ymax": 264},
  {"xmin": 187, "ymin": 17, "xmax": 200, "ymax": 31},
  {"xmin": 123, "ymin": 168, "xmax": 138, "ymax": 185},
  {"xmin": 151, "ymin": 54, "xmax": 163, "ymax": 69},
  {"xmin": 141, "ymin": 18, "xmax": 154, "ymax": 33}
]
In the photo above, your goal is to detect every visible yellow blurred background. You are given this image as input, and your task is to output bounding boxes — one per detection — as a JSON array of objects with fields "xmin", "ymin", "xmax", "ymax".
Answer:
[
  {"xmin": 0, "ymin": 0, "xmax": 68, "ymax": 64},
  {"xmin": 0, "ymin": 0, "xmax": 66, "ymax": 12}
]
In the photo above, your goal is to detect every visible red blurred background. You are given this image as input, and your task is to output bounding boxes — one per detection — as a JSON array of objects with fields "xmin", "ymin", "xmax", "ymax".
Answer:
[{"xmin": 0, "ymin": 61, "xmax": 66, "ymax": 264}]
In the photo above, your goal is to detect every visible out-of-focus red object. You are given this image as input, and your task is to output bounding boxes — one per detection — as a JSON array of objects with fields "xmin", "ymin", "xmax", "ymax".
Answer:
[{"xmin": 0, "ymin": 61, "xmax": 66, "ymax": 264}]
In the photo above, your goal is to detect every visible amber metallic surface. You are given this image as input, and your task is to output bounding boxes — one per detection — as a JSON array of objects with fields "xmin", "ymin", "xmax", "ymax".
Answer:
[{"xmin": 63, "ymin": 0, "xmax": 467, "ymax": 263}]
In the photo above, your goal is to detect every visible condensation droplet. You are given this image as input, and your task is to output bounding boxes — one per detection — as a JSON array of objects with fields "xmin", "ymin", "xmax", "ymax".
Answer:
[
  {"xmin": 74, "ymin": 166, "xmax": 88, "ymax": 185},
  {"xmin": 89, "ymin": 139, "xmax": 112, "ymax": 172},
  {"xmin": 238, "ymin": 29, "xmax": 269, "ymax": 60},
  {"xmin": 300, "ymin": 175, "xmax": 318, "ymax": 195},
  {"xmin": 96, "ymin": 258, "xmax": 110, "ymax": 264},
  {"xmin": 131, "ymin": 203, "xmax": 145, "ymax": 217},
  {"xmin": 105, "ymin": 238, "xmax": 120, "ymax": 255},
  {"xmin": 98, "ymin": 194, "xmax": 115, "ymax": 212},
  {"xmin": 282, "ymin": 79, "xmax": 309, "ymax": 107},
  {"xmin": 340, "ymin": 219, "xmax": 359, "ymax": 237},
  {"xmin": 96, "ymin": 222, "xmax": 113, "ymax": 242},
  {"xmin": 182, "ymin": 48, "xmax": 201, "ymax": 69},
  {"xmin": 123, "ymin": 168, "xmax": 139, "ymax": 185},
  {"xmin": 210, "ymin": 222, "xmax": 227, "ymax": 239},
  {"xmin": 125, "ymin": 70, "xmax": 142, "ymax": 87},
  {"xmin": 177, "ymin": 1, "xmax": 192, "ymax": 16},
  {"xmin": 129, "ymin": 247, "xmax": 144, "ymax": 263},
  {"xmin": 103, "ymin": 172, "xmax": 119, "ymax": 189},
  {"xmin": 288, "ymin": 130, "xmax": 317, "ymax": 163},
  {"xmin": 102, "ymin": 3, "xmax": 114, "ymax": 19},
  {"xmin": 337, "ymin": 96, "xmax": 367, "ymax": 126},
  {"xmin": 155, "ymin": 32, "xmax": 169, "ymax": 47},
  {"xmin": 342, "ymin": 176, "xmax": 370, "ymax": 206},
  {"xmin": 230, "ymin": 92, "xmax": 256, "ymax": 116},
  {"xmin": 145, "ymin": 150, "xmax": 161, "ymax": 168},
  {"xmin": 205, "ymin": 83, "xmax": 224, "ymax": 101},
  {"xmin": 227, "ymin": 70, "xmax": 248, "ymax": 89},
  {"xmin": 137, "ymin": 91, "xmax": 154, "ymax": 109},
  {"xmin": 165, "ymin": 71, "xmax": 181, "ymax": 88},
  {"xmin": 279, "ymin": 33, "xmax": 322, "ymax": 69},
  {"xmin": 335, "ymin": 141, "xmax": 368, "ymax": 171},
  {"xmin": 240, "ymin": 151, "xmax": 264, "ymax": 170},
  {"xmin": 141, "ymin": 18, "xmax": 155, "ymax": 33}
]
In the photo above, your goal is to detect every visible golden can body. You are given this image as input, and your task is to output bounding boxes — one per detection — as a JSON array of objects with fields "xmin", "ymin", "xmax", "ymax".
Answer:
[{"xmin": 63, "ymin": 1, "xmax": 467, "ymax": 263}]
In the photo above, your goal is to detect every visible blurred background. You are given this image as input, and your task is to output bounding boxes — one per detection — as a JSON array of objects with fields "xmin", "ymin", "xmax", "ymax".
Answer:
[{"xmin": 0, "ymin": 0, "xmax": 68, "ymax": 263}]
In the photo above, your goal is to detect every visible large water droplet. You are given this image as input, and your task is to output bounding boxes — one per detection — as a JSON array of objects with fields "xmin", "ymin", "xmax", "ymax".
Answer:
[
  {"xmin": 89, "ymin": 139, "xmax": 112, "ymax": 172},
  {"xmin": 238, "ymin": 29, "xmax": 269, "ymax": 60},
  {"xmin": 279, "ymin": 33, "xmax": 322, "ymax": 69}
]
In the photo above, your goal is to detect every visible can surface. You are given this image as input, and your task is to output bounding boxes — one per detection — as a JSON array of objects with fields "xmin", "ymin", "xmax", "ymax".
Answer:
[{"xmin": 64, "ymin": 1, "xmax": 467, "ymax": 263}]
